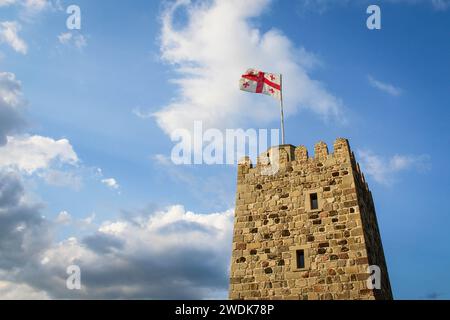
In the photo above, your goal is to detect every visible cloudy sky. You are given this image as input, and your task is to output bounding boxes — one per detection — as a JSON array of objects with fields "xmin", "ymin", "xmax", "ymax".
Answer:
[{"xmin": 0, "ymin": 0, "xmax": 449, "ymax": 299}]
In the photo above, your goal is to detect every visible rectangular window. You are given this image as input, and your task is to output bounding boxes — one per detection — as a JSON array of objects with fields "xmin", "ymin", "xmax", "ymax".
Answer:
[
  {"xmin": 310, "ymin": 193, "xmax": 318, "ymax": 210},
  {"xmin": 296, "ymin": 249, "xmax": 305, "ymax": 269}
]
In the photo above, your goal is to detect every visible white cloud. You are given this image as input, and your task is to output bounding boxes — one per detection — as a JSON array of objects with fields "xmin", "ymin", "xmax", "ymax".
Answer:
[
  {"xmin": 0, "ymin": 280, "xmax": 50, "ymax": 299},
  {"xmin": 42, "ymin": 205, "xmax": 233, "ymax": 298},
  {"xmin": 0, "ymin": 72, "xmax": 84, "ymax": 190},
  {"xmin": 0, "ymin": 172, "xmax": 233, "ymax": 298},
  {"xmin": 368, "ymin": 75, "xmax": 402, "ymax": 97},
  {"xmin": 155, "ymin": 0, "xmax": 345, "ymax": 139},
  {"xmin": 101, "ymin": 178, "xmax": 120, "ymax": 190},
  {"xmin": 98, "ymin": 205, "xmax": 233, "ymax": 251},
  {"xmin": 0, "ymin": 135, "xmax": 79, "ymax": 174},
  {"xmin": 57, "ymin": 32, "xmax": 87, "ymax": 50},
  {"xmin": 55, "ymin": 211, "xmax": 72, "ymax": 225},
  {"xmin": 0, "ymin": 21, "xmax": 27, "ymax": 54},
  {"xmin": 358, "ymin": 150, "xmax": 431, "ymax": 185},
  {"xmin": 7, "ymin": 205, "xmax": 233, "ymax": 299}
]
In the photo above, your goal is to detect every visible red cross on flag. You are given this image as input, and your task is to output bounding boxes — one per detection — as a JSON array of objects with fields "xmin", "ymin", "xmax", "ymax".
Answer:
[{"xmin": 239, "ymin": 69, "xmax": 282, "ymax": 101}]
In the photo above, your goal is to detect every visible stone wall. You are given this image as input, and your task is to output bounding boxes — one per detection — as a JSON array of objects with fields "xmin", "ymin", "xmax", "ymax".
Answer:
[{"xmin": 229, "ymin": 138, "xmax": 393, "ymax": 300}]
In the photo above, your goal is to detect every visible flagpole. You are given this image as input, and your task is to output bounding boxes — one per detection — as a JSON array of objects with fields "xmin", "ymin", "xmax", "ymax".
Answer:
[{"xmin": 279, "ymin": 74, "xmax": 286, "ymax": 145}]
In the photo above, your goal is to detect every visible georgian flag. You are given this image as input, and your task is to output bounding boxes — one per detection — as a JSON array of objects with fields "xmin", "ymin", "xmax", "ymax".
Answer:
[{"xmin": 239, "ymin": 69, "xmax": 282, "ymax": 100}]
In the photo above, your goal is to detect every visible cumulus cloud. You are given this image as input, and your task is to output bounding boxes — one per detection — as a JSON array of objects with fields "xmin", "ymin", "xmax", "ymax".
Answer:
[
  {"xmin": 49, "ymin": 205, "xmax": 234, "ymax": 299},
  {"xmin": 0, "ymin": 200, "xmax": 234, "ymax": 299},
  {"xmin": 0, "ymin": 280, "xmax": 49, "ymax": 300},
  {"xmin": 0, "ymin": 72, "xmax": 25, "ymax": 145},
  {"xmin": 155, "ymin": 0, "xmax": 345, "ymax": 139},
  {"xmin": 0, "ymin": 21, "xmax": 27, "ymax": 54},
  {"xmin": 368, "ymin": 75, "xmax": 402, "ymax": 97},
  {"xmin": 358, "ymin": 150, "xmax": 431, "ymax": 185},
  {"xmin": 0, "ymin": 176, "xmax": 66, "ymax": 297},
  {"xmin": 0, "ymin": 71, "xmax": 84, "ymax": 190},
  {"xmin": 0, "ymin": 135, "xmax": 79, "ymax": 174},
  {"xmin": 101, "ymin": 178, "xmax": 120, "ymax": 190},
  {"xmin": 0, "ymin": 171, "xmax": 52, "ymax": 271}
]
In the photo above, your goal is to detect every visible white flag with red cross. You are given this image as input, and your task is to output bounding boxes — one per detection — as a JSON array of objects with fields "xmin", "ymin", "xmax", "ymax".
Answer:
[{"xmin": 239, "ymin": 69, "xmax": 282, "ymax": 100}]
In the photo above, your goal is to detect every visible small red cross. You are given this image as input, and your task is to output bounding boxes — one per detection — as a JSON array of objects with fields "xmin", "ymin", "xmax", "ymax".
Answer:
[
  {"xmin": 243, "ymin": 82, "xmax": 250, "ymax": 88},
  {"xmin": 269, "ymin": 74, "xmax": 275, "ymax": 81},
  {"xmin": 269, "ymin": 88, "xmax": 275, "ymax": 94}
]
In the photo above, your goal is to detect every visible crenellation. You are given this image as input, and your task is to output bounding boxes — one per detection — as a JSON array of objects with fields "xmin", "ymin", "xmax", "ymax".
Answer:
[
  {"xmin": 314, "ymin": 141, "xmax": 329, "ymax": 160},
  {"xmin": 295, "ymin": 145, "xmax": 308, "ymax": 161},
  {"xmin": 333, "ymin": 138, "xmax": 352, "ymax": 160},
  {"xmin": 239, "ymin": 139, "xmax": 368, "ymax": 177},
  {"xmin": 230, "ymin": 138, "xmax": 393, "ymax": 300}
]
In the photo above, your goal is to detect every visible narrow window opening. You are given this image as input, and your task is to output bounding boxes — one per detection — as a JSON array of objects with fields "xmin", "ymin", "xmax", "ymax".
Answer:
[
  {"xmin": 310, "ymin": 193, "xmax": 318, "ymax": 210},
  {"xmin": 296, "ymin": 249, "xmax": 305, "ymax": 269}
]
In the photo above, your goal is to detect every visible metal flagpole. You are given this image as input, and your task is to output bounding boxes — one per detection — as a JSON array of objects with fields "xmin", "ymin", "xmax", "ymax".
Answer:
[{"xmin": 279, "ymin": 74, "xmax": 286, "ymax": 145}]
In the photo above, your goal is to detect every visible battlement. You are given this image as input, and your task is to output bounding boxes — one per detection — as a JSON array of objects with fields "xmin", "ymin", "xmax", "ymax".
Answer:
[
  {"xmin": 239, "ymin": 138, "xmax": 352, "ymax": 167},
  {"xmin": 237, "ymin": 138, "xmax": 370, "ymax": 193}
]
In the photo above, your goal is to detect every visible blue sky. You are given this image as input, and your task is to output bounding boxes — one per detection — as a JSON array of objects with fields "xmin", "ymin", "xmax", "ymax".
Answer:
[{"xmin": 0, "ymin": 0, "xmax": 449, "ymax": 299}]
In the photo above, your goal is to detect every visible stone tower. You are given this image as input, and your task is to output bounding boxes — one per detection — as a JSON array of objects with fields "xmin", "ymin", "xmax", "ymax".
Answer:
[{"xmin": 229, "ymin": 138, "xmax": 393, "ymax": 300}]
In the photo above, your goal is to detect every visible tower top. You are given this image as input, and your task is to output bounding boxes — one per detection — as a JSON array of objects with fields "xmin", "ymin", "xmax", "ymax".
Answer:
[{"xmin": 230, "ymin": 137, "xmax": 392, "ymax": 300}]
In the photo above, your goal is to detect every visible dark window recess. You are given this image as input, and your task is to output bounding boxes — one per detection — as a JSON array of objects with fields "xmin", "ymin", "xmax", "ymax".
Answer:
[
  {"xmin": 296, "ymin": 250, "xmax": 305, "ymax": 269},
  {"xmin": 310, "ymin": 193, "xmax": 319, "ymax": 210}
]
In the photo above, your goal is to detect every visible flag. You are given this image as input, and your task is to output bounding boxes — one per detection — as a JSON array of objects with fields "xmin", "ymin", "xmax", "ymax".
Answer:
[{"xmin": 239, "ymin": 69, "xmax": 282, "ymax": 100}]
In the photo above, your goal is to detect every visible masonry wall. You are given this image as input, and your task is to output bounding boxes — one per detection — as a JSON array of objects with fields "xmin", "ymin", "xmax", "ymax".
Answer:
[
  {"xmin": 352, "ymin": 162, "xmax": 393, "ymax": 299},
  {"xmin": 229, "ymin": 138, "xmax": 393, "ymax": 300}
]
